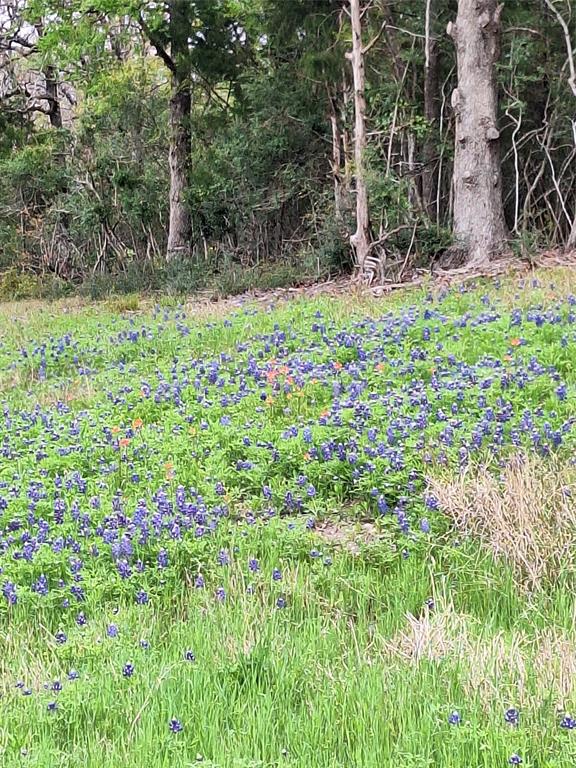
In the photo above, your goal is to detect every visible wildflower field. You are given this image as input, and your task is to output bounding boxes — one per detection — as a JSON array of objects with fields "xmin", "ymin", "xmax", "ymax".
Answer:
[{"xmin": 1, "ymin": 271, "xmax": 576, "ymax": 768}]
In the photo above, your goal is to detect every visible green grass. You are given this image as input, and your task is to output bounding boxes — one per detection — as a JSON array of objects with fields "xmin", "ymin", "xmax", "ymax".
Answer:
[{"xmin": 1, "ymin": 269, "xmax": 576, "ymax": 767}]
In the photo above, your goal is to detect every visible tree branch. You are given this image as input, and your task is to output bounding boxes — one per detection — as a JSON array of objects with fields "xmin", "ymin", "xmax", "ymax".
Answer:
[
  {"xmin": 137, "ymin": 13, "xmax": 176, "ymax": 74},
  {"xmin": 362, "ymin": 19, "xmax": 387, "ymax": 56},
  {"xmin": 544, "ymin": 0, "xmax": 576, "ymax": 97}
]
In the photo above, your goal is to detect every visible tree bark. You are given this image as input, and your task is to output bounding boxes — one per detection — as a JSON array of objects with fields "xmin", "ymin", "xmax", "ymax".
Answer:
[
  {"xmin": 422, "ymin": 0, "xmax": 440, "ymax": 221},
  {"xmin": 348, "ymin": 0, "xmax": 372, "ymax": 277},
  {"xmin": 448, "ymin": 0, "xmax": 508, "ymax": 266},
  {"xmin": 166, "ymin": 0, "xmax": 192, "ymax": 262},
  {"xmin": 167, "ymin": 78, "xmax": 192, "ymax": 261},
  {"xmin": 44, "ymin": 63, "xmax": 62, "ymax": 129}
]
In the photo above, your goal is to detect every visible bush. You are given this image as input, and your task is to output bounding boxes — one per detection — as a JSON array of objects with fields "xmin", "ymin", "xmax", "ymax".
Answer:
[{"xmin": 0, "ymin": 268, "xmax": 40, "ymax": 301}]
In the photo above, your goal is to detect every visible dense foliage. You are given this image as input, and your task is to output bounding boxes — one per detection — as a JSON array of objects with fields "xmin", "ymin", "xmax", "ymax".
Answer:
[{"xmin": 0, "ymin": 1, "xmax": 575, "ymax": 294}]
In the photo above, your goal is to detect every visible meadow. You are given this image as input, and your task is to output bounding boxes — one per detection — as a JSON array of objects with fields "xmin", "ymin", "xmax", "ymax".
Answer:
[{"xmin": 1, "ymin": 270, "xmax": 576, "ymax": 767}]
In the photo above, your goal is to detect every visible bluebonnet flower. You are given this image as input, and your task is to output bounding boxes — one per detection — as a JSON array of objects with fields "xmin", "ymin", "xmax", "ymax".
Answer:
[
  {"xmin": 248, "ymin": 558, "xmax": 259, "ymax": 573},
  {"xmin": 448, "ymin": 711, "xmax": 461, "ymax": 725},
  {"xmin": 272, "ymin": 569, "xmax": 282, "ymax": 581},
  {"xmin": 136, "ymin": 590, "xmax": 149, "ymax": 605},
  {"xmin": 47, "ymin": 701, "xmax": 58, "ymax": 712},
  {"xmin": 276, "ymin": 596, "xmax": 287, "ymax": 609},
  {"xmin": 560, "ymin": 715, "xmax": 576, "ymax": 729},
  {"xmin": 67, "ymin": 670, "xmax": 79, "ymax": 681},
  {"xmin": 216, "ymin": 587, "xmax": 226, "ymax": 602},
  {"xmin": 508, "ymin": 756, "xmax": 522, "ymax": 765},
  {"xmin": 157, "ymin": 549, "xmax": 169, "ymax": 568},
  {"xmin": 107, "ymin": 624, "xmax": 119, "ymax": 638},
  {"xmin": 505, "ymin": 708, "xmax": 519, "ymax": 726},
  {"xmin": 122, "ymin": 663, "xmax": 134, "ymax": 678},
  {"xmin": 2, "ymin": 581, "xmax": 17, "ymax": 605},
  {"xmin": 140, "ymin": 640, "xmax": 150, "ymax": 650},
  {"xmin": 169, "ymin": 718, "xmax": 183, "ymax": 733},
  {"xmin": 194, "ymin": 574, "xmax": 205, "ymax": 589},
  {"xmin": 55, "ymin": 631, "xmax": 67, "ymax": 644},
  {"xmin": 217, "ymin": 549, "xmax": 230, "ymax": 566},
  {"xmin": 32, "ymin": 574, "xmax": 49, "ymax": 596},
  {"xmin": 76, "ymin": 611, "xmax": 87, "ymax": 626},
  {"xmin": 184, "ymin": 650, "xmax": 195, "ymax": 662}
]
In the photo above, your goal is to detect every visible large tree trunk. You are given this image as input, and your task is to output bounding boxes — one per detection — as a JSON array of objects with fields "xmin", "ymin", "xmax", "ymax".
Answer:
[
  {"xmin": 348, "ymin": 0, "xmax": 372, "ymax": 278},
  {"xmin": 167, "ymin": 78, "xmax": 192, "ymax": 261},
  {"xmin": 166, "ymin": 0, "xmax": 192, "ymax": 262},
  {"xmin": 422, "ymin": 0, "xmax": 440, "ymax": 221},
  {"xmin": 448, "ymin": 0, "xmax": 508, "ymax": 266}
]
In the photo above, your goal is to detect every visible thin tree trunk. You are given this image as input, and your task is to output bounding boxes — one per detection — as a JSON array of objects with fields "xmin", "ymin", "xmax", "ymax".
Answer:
[
  {"xmin": 348, "ymin": 0, "xmax": 371, "ymax": 276},
  {"xmin": 166, "ymin": 0, "xmax": 192, "ymax": 262},
  {"xmin": 34, "ymin": 22, "xmax": 63, "ymax": 130},
  {"xmin": 328, "ymin": 88, "xmax": 344, "ymax": 219},
  {"xmin": 448, "ymin": 0, "xmax": 508, "ymax": 266},
  {"xmin": 569, "ymin": 219, "xmax": 576, "ymax": 250},
  {"xmin": 44, "ymin": 63, "xmax": 62, "ymax": 129},
  {"xmin": 422, "ymin": 0, "xmax": 440, "ymax": 221}
]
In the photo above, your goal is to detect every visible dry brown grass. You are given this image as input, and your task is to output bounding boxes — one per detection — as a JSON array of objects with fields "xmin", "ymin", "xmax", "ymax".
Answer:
[
  {"xmin": 315, "ymin": 519, "xmax": 382, "ymax": 556},
  {"xmin": 383, "ymin": 599, "xmax": 576, "ymax": 709},
  {"xmin": 428, "ymin": 455, "xmax": 576, "ymax": 588}
]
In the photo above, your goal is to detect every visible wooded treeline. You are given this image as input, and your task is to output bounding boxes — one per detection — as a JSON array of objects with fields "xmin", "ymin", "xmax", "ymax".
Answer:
[{"xmin": 0, "ymin": 0, "xmax": 575, "ymax": 296}]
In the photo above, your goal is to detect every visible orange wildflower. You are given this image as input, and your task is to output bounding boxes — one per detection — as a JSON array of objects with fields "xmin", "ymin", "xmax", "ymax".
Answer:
[
  {"xmin": 333, "ymin": 361, "xmax": 343, "ymax": 370},
  {"xmin": 510, "ymin": 338, "xmax": 522, "ymax": 347},
  {"xmin": 132, "ymin": 418, "xmax": 143, "ymax": 430},
  {"xmin": 111, "ymin": 425, "xmax": 120, "ymax": 435},
  {"xmin": 119, "ymin": 437, "xmax": 130, "ymax": 449}
]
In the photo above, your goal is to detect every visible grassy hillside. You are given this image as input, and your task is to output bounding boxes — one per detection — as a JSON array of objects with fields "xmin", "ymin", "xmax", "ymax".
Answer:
[{"xmin": 1, "ymin": 270, "xmax": 576, "ymax": 767}]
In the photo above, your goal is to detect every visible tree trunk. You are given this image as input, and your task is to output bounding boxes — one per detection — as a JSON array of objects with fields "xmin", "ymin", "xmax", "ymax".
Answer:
[
  {"xmin": 328, "ymin": 88, "xmax": 344, "ymax": 219},
  {"xmin": 167, "ymin": 78, "xmax": 192, "ymax": 261},
  {"xmin": 568, "ymin": 219, "xmax": 576, "ymax": 250},
  {"xmin": 348, "ymin": 0, "xmax": 372, "ymax": 278},
  {"xmin": 44, "ymin": 63, "xmax": 62, "ymax": 129},
  {"xmin": 166, "ymin": 0, "xmax": 192, "ymax": 262},
  {"xmin": 448, "ymin": 0, "xmax": 508, "ymax": 266},
  {"xmin": 422, "ymin": 0, "xmax": 440, "ymax": 221}
]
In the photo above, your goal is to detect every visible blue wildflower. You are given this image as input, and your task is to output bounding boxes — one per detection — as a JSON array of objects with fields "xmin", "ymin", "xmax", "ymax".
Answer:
[{"xmin": 448, "ymin": 711, "xmax": 461, "ymax": 725}]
